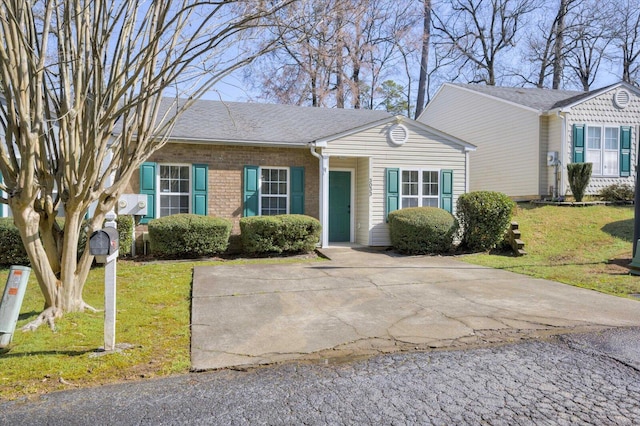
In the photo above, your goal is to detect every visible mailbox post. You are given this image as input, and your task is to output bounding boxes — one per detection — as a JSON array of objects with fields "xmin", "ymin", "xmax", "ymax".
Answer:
[{"xmin": 89, "ymin": 212, "xmax": 119, "ymax": 352}]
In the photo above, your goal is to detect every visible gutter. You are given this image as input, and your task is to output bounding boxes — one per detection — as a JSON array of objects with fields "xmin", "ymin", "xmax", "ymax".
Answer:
[{"xmin": 309, "ymin": 143, "xmax": 329, "ymax": 248}]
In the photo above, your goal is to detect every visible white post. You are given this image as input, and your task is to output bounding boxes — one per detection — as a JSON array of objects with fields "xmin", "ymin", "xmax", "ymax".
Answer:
[
  {"xmin": 320, "ymin": 155, "xmax": 330, "ymax": 248},
  {"xmin": 103, "ymin": 211, "xmax": 118, "ymax": 352}
]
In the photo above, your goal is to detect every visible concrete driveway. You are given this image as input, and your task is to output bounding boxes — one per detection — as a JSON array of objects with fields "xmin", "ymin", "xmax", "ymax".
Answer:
[{"xmin": 191, "ymin": 247, "xmax": 640, "ymax": 371}]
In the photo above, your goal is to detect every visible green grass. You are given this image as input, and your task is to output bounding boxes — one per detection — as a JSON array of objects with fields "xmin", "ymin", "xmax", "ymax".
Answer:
[
  {"xmin": 460, "ymin": 204, "xmax": 640, "ymax": 298},
  {"xmin": 0, "ymin": 256, "xmax": 320, "ymax": 401},
  {"xmin": 2, "ymin": 205, "xmax": 638, "ymax": 400}
]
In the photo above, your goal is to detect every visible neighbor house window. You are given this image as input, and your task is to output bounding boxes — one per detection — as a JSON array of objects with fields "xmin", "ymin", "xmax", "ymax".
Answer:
[
  {"xmin": 401, "ymin": 169, "xmax": 439, "ymax": 208},
  {"xmin": 260, "ymin": 167, "xmax": 288, "ymax": 215},
  {"xmin": 586, "ymin": 126, "xmax": 619, "ymax": 176}
]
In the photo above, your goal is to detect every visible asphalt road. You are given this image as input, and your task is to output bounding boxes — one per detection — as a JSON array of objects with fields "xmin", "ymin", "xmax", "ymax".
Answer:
[{"xmin": 2, "ymin": 327, "xmax": 639, "ymax": 425}]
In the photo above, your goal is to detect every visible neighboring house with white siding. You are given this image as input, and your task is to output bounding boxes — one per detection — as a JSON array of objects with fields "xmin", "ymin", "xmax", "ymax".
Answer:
[
  {"xmin": 126, "ymin": 99, "xmax": 475, "ymax": 247},
  {"xmin": 419, "ymin": 82, "xmax": 640, "ymax": 200}
]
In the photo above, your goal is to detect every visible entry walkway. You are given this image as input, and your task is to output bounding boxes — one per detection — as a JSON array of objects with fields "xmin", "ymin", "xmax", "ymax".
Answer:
[{"xmin": 191, "ymin": 247, "xmax": 640, "ymax": 371}]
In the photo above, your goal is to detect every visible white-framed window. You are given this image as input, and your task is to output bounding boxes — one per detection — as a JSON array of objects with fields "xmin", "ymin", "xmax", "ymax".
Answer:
[
  {"xmin": 159, "ymin": 164, "xmax": 190, "ymax": 217},
  {"xmin": 260, "ymin": 167, "xmax": 288, "ymax": 216},
  {"xmin": 401, "ymin": 169, "xmax": 439, "ymax": 208},
  {"xmin": 586, "ymin": 125, "xmax": 619, "ymax": 176}
]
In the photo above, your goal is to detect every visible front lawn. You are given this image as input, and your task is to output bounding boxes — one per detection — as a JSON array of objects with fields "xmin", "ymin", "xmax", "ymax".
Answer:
[
  {"xmin": 0, "ymin": 256, "xmax": 319, "ymax": 401},
  {"xmin": 460, "ymin": 204, "xmax": 640, "ymax": 298}
]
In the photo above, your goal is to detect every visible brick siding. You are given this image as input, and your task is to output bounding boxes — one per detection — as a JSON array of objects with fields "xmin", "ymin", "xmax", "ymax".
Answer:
[{"xmin": 130, "ymin": 143, "xmax": 320, "ymax": 235}]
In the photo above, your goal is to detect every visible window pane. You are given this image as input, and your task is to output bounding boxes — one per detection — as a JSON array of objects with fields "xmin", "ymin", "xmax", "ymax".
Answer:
[
  {"xmin": 422, "ymin": 171, "xmax": 439, "ymax": 196},
  {"xmin": 586, "ymin": 150, "xmax": 601, "ymax": 175},
  {"xmin": 159, "ymin": 165, "xmax": 191, "ymax": 217},
  {"xmin": 422, "ymin": 198, "xmax": 438, "ymax": 207},
  {"xmin": 402, "ymin": 170, "xmax": 418, "ymax": 196},
  {"xmin": 587, "ymin": 127, "xmax": 601, "ymax": 149},
  {"xmin": 260, "ymin": 168, "xmax": 288, "ymax": 215},
  {"xmin": 402, "ymin": 198, "xmax": 418, "ymax": 208},
  {"xmin": 605, "ymin": 127, "xmax": 619, "ymax": 150},
  {"xmin": 603, "ymin": 151, "xmax": 618, "ymax": 176}
]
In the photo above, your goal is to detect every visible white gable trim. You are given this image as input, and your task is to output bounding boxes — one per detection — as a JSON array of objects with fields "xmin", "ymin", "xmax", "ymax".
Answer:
[
  {"xmin": 314, "ymin": 115, "xmax": 477, "ymax": 152},
  {"xmin": 314, "ymin": 116, "xmax": 398, "ymax": 144},
  {"xmin": 548, "ymin": 81, "xmax": 640, "ymax": 112}
]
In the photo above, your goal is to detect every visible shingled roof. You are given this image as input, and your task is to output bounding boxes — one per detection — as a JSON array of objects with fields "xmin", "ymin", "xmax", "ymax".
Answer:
[
  {"xmin": 450, "ymin": 83, "xmax": 586, "ymax": 111},
  {"xmin": 156, "ymin": 99, "xmax": 393, "ymax": 145}
]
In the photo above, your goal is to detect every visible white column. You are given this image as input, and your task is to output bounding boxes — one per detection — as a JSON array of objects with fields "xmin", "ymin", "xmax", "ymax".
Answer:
[{"xmin": 320, "ymin": 155, "xmax": 330, "ymax": 247}]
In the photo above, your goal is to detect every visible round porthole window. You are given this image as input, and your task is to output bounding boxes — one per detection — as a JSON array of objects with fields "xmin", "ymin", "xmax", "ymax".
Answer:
[
  {"xmin": 613, "ymin": 89, "xmax": 631, "ymax": 109},
  {"xmin": 389, "ymin": 123, "xmax": 409, "ymax": 145}
]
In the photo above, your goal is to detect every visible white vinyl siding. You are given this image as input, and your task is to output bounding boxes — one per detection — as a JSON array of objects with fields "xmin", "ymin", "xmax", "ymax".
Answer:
[
  {"xmin": 322, "ymin": 121, "xmax": 467, "ymax": 246},
  {"xmin": 420, "ymin": 84, "xmax": 540, "ymax": 198}
]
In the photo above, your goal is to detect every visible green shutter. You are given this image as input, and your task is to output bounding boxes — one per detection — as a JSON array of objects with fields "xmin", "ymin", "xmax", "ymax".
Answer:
[
  {"xmin": 572, "ymin": 124, "xmax": 585, "ymax": 163},
  {"xmin": 243, "ymin": 165, "xmax": 259, "ymax": 217},
  {"xmin": 192, "ymin": 164, "xmax": 208, "ymax": 215},
  {"xmin": 290, "ymin": 166, "xmax": 305, "ymax": 214},
  {"xmin": 385, "ymin": 168, "xmax": 399, "ymax": 220},
  {"xmin": 139, "ymin": 162, "xmax": 156, "ymax": 224},
  {"xmin": 620, "ymin": 126, "xmax": 632, "ymax": 177},
  {"xmin": 440, "ymin": 169, "xmax": 453, "ymax": 213}
]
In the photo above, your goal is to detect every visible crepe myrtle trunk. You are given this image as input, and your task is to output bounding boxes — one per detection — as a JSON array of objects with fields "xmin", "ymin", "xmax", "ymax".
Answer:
[{"xmin": 12, "ymin": 203, "xmax": 104, "ymax": 331}]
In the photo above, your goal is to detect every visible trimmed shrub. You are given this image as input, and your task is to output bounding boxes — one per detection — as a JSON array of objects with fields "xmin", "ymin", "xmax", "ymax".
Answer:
[
  {"xmin": 567, "ymin": 162, "xmax": 592, "ymax": 202},
  {"xmin": 0, "ymin": 218, "xmax": 30, "ymax": 266},
  {"xmin": 115, "ymin": 215, "xmax": 134, "ymax": 256},
  {"xmin": 457, "ymin": 191, "xmax": 515, "ymax": 252},
  {"xmin": 148, "ymin": 214, "xmax": 232, "ymax": 258},
  {"xmin": 388, "ymin": 207, "xmax": 457, "ymax": 254},
  {"xmin": 599, "ymin": 183, "xmax": 634, "ymax": 202},
  {"xmin": 240, "ymin": 214, "xmax": 321, "ymax": 255}
]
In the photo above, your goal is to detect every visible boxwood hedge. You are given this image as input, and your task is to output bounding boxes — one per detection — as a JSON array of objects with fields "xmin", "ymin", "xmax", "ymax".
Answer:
[
  {"xmin": 456, "ymin": 191, "xmax": 515, "ymax": 252},
  {"xmin": 240, "ymin": 214, "xmax": 321, "ymax": 255},
  {"xmin": 388, "ymin": 207, "xmax": 458, "ymax": 254},
  {"xmin": 148, "ymin": 214, "xmax": 231, "ymax": 258}
]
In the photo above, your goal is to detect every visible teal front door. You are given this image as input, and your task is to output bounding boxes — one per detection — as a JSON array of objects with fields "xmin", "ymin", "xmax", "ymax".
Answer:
[{"xmin": 329, "ymin": 171, "xmax": 351, "ymax": 242}]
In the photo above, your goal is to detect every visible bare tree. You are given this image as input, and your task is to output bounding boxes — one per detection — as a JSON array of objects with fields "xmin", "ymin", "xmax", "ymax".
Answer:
[
  {"xmin": 251, "ymin": 0, "xmax": 418, "ymax": 109},
  {"xmin": 611, "ymin": 0, "xmax": 640, "ymax": 85},
  {"xmin": 414, "ymin": 0, "xmax": 431, "ymax": 118},
  {"xmin": 564, "ymin": 0, "xmax": 613, "ymax": 90},
  {"xmin": 551, "ymin": 0, "xmax": 570, "ymax": 88},
  {"xmin": 0, "ymin": 0, "xmax": 292, "ymax": 331},
  {"xmin": 432, "ymin": 0, "xmax": 538, "ymax": 86}
]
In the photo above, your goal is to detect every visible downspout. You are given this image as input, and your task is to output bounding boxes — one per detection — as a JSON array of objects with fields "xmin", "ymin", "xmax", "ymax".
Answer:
[
  {"xmin": 557, "ymin": 110, "xmax": 568, "ymax": 199},
  {"xmin": 309, "ymin": 143, "xmax": 329, "ymax": 248}
]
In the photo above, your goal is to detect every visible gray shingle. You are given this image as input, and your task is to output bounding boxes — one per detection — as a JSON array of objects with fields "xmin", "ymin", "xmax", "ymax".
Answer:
[
  {"xmin": 451, "ymin": 83, "xmax": 586, "ymax": 111},
  {"xmin": 157, "ymin": 99, "xmax": 393, "ymax": 145}
]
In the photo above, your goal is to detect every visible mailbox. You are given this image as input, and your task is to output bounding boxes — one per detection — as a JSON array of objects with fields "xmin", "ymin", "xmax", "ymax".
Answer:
[{"xmin": 89, "ymin": 228, "xmax": 119, "ymax": 256}]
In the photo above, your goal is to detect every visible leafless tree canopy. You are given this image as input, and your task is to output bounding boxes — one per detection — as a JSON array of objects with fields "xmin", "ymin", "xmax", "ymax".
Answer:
[
  {"xmin": 0, "ymin": 0, "xmax": 292, "ymax": 330},
  {"xmin": 248, "ymin": 0, "xmax": 640, "ymax": 115},
  {"xmin": 249, "ymin": 0, "xmax": 419, "ymax": 112}
]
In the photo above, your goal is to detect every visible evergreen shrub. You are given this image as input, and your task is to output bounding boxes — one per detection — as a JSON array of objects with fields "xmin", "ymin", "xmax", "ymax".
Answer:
[
  {"xmin": 148, "ymin": 214, "xmax": 231, "ymax": 258},
  {"xmin": 457, "ymin": 191, "xmax": 515, "ymax": 252},
  {"xmin": 240, "ymin": 214, "xmax": 321, "ymax": 255},
  {"xmin": 0, "ymin": 218, "xmax": 30, "ymax": 266},
  {"xmin": 388, "ymin": 207, "xmax": 458, "ymax": 254},
  {"xmin": 567, "ymin": 162, "xmax": 592, "ymax": 202}
]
